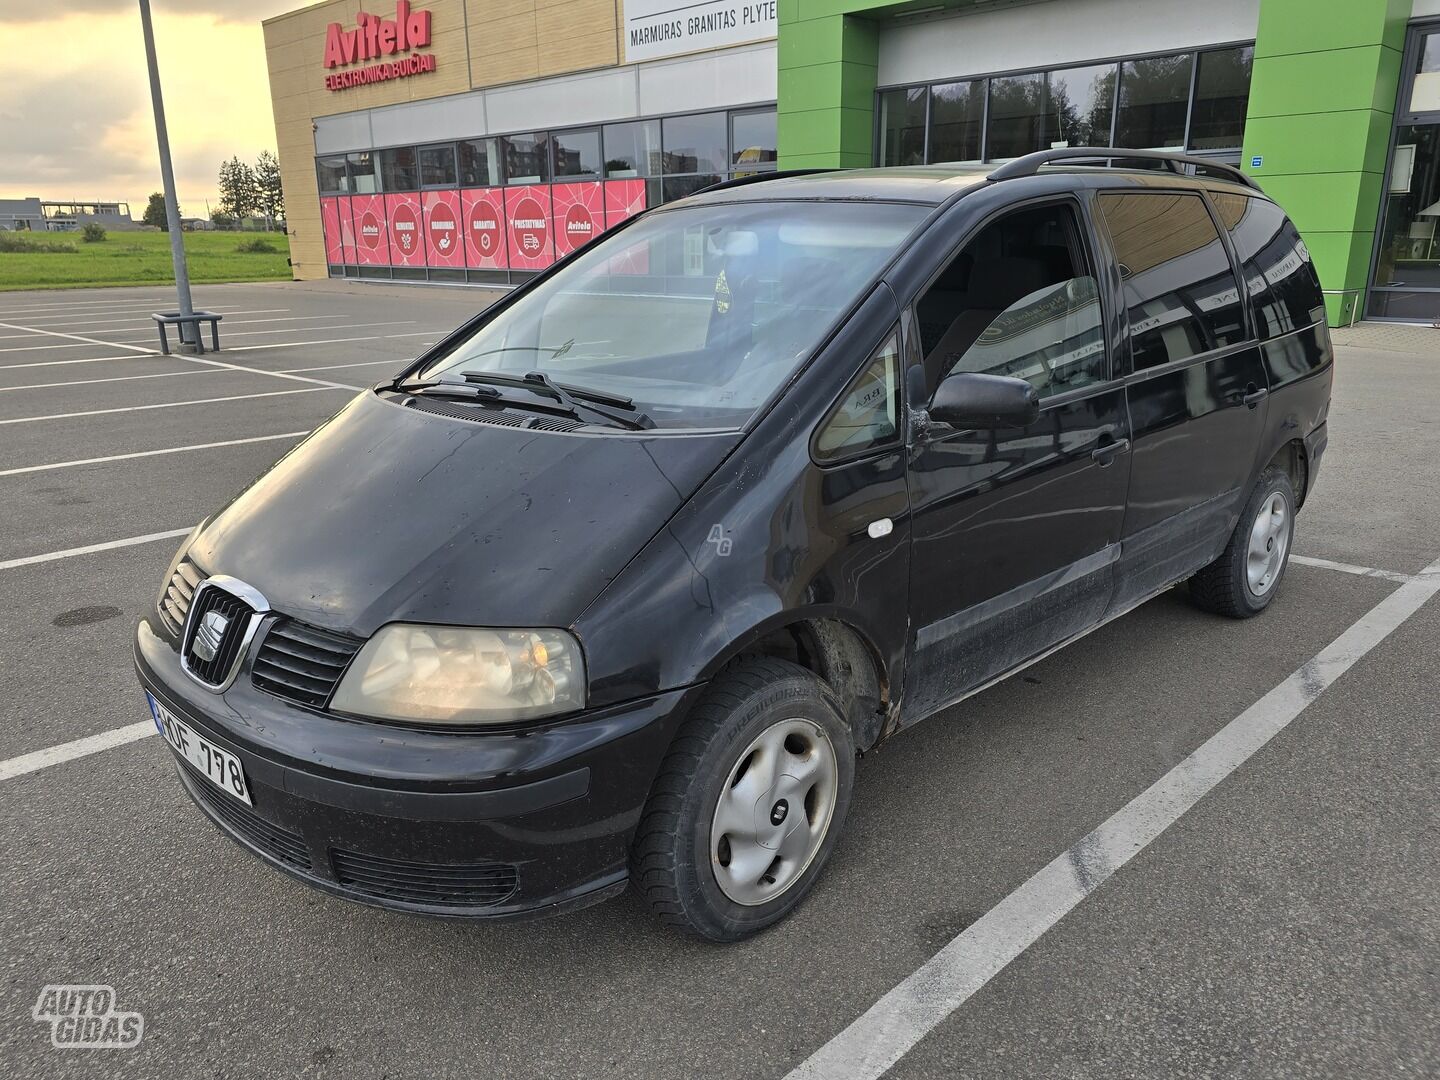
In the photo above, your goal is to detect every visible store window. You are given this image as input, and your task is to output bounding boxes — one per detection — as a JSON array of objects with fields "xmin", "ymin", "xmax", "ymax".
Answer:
[
  {"xmin": 1189, "ymin": 46, "xmax": 1253, "ymax": 150},
  {"xmin": 1409, "ymin": 33, "xmax": 1440, "ymax": 112},
  {"xmin": 1374, "ymin": 125, "xmax": 1440, "ymax": 294},
  {"xmin": 458, "ymin": 138, "xmax": 501, "ymax": 186},
  {"xmin": 1045, "ymin": 64, "xmax": 1117, "ymax": 149},
  {"xmin": 987, "ymin": 73, "xmax": 1045, "ymax": 159},
  {"xmin": 317, "ymin": 156, "xmax": 348, "ymax": 194},
  {"xmin": 732, "ymin": 109, "xmax": 778, "ymax": 173},
  {"xmin": 551, "ymin": 128, "xmax": 601, "ymax": 179},
  {"xmin": 502, "ymin": 133, "xmax": 549, "ymax": 183},
  {"xmin": 1114, "ymin": 54, "xmax": 1193, "ymax": 149},
  {"xmin": 419, "ymin": 143, "xmax": 457, "ymax": 188},
  {"xmin": 378, "ymin": 146, "xmax": 419, "ymax": 191},
  {"xmin": 662, "ymin": 112, "xmax": 728, "ymax": 174},
  {"xmin": 879, "ymin": 88, "xmax": 927, "ymax": 166},
  {"xmin": 603, "ymin": 120, "xmax": 661, "ymax": 177},
  {"xmin": 930, "ymin": 80, "xmax": 984, "ymax": 162},
  {"xmin": 347, "ymin": 151, "xmax": 378, "ymax": 193},
  {"xmin": 662, "ymin": 175, "xmax": 723, "ymax": 203}
]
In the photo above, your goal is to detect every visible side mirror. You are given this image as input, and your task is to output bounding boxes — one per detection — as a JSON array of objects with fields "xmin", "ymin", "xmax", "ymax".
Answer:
[{"xmin": 928, "ymin": 371, "xmax": 1040, "ymax": 429}]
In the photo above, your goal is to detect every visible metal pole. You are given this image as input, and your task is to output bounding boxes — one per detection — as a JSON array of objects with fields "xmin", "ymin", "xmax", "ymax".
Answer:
[{"xmin": 138, "ymin": 0, "xmax": 197, "ymax": 347}]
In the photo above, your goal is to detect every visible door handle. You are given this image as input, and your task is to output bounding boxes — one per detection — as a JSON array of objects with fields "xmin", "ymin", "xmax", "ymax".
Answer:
[
  {"xmin": 1242, "ymin": 387, "xmax": 1269, "ymax": 409},
  {"xmin": 1091, "ymin": 438, "xmax": 1130, "ymax": 466}
]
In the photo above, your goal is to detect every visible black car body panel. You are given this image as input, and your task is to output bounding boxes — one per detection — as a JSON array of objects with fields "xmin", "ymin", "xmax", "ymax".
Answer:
[{"xmin": 136, "ymin": 155, "xmax": 1333, "ymax": 921}]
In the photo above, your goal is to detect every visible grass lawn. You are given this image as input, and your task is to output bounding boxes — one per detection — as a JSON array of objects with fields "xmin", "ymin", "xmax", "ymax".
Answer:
[{"xmin": 0, "ymin": 230, "xmax": 292, "ymax": 291}]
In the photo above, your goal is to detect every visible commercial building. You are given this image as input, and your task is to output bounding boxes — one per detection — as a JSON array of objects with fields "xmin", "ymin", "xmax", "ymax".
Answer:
[
  {"xmin": 265, "ymin": 0, "xmax": 1440, "ymax": 323},
  {"xmin": 0, "ymin": 198, "xmax": 134, "ymax": 231}
]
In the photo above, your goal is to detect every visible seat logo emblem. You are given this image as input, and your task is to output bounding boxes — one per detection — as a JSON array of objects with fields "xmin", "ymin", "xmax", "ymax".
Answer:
[{"xmin": 192, "ymin": 610, "xmax": 230, "ymax": 663}]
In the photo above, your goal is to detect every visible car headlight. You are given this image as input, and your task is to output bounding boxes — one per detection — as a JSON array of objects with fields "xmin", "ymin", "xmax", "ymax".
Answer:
[{"xmin": 330, "ymin": 624, "xmax": 586, "ymax": 725}]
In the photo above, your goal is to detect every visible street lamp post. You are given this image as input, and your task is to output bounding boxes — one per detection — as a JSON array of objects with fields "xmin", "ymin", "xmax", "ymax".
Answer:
[{"xmin": 138, "ymin": 0, "xmax": 198, "ymax": 348}]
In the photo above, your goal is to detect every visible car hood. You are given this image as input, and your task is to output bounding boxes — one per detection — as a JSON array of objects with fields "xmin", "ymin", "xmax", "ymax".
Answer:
[{"xmin": 189, "ymin": 391, "xmax": 740, "ymax": 636}]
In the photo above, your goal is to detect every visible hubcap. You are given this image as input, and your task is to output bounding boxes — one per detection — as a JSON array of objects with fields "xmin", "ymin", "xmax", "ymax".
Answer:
[
  {"xmin": 710, "ymin": 718, "xmax": 838, "ymax": 906},
  {"xmin": 1246, "ymin": 491, "xmax": 1290, "ymax": 596}
]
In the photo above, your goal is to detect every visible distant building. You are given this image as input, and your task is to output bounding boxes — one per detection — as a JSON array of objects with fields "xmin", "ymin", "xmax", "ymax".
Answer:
[
  {"xmin": 41, "ymin": 201, "xmax": 136, "ymax": 231},
  {"xmin": 0, "ymin": 198, "xmax": 45, "ymax": 231}
]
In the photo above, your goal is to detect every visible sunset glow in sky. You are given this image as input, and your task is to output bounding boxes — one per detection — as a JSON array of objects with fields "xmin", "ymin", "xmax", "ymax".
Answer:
[{"xmin": 0, "ymin": 1, "xmax": 321, "ymax": 218}]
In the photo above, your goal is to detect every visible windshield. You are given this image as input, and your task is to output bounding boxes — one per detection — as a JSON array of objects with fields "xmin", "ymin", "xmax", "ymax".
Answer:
[{"xmin": 417, "ymin": 200, "xmax": 928, "ymax": 430}]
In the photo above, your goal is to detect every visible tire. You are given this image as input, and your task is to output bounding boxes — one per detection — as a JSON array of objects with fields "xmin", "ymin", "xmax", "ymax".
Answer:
[
  {"xmin": 1189, "ymin": 465, "xmax": 1296, "ymax": 618},
  {"xmin": 630, "ymin": 657, "xmax": 855, "ymax": 942}
]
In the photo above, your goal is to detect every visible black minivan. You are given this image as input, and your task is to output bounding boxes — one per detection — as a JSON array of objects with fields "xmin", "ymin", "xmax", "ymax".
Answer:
[{"xmin": 136, "ymin": 149, "xmax": 1332, "ymax": 941}]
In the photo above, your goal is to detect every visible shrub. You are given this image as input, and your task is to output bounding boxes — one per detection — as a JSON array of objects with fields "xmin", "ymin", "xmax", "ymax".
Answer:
[
  {"xmin": 0, "ymin": 232, "xmax": 77, "ymax": 254},
  {"xmin": 81, "ymin": 223, "xmax": 107, "ymax": 243},
  {"xmin": 235, "ymin": 237, "xmax": 278, "ymax": 254}
]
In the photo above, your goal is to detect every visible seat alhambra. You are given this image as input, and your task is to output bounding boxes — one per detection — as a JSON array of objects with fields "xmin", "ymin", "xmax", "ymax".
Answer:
[{"xmin": 136, "ymin": 149, "xmax": 1332, "ymax": 941}]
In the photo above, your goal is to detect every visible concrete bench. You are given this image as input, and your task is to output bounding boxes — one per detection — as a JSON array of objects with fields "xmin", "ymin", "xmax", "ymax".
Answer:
[{"xmin": 152, "ymin": 311, "xmax": 223, "ymax": 354}]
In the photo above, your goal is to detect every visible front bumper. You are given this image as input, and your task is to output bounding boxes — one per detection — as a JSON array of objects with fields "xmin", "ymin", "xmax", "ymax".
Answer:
[{"xmin": 135, "ymin": 615, "xmax": 699, "ymax": 919}]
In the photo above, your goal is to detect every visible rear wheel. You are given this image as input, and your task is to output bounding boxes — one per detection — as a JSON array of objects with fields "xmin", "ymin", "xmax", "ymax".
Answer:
[
  {"xmin": 1189, "ymin": 466, "xmax": 1295, "ymax": 618},
  {"xmin": 629, "ymin": 658, "xmax": 854, "ymax": 941}
]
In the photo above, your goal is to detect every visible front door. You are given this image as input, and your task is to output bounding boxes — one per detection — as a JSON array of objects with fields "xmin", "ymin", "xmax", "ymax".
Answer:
[
  {"xmin": 1093, "ymin": 189, "xmax": 1268, "ymax": 610},
  {"xmin": 903, "ymin": 198, "xmax": 1131, "ymax": 723}
]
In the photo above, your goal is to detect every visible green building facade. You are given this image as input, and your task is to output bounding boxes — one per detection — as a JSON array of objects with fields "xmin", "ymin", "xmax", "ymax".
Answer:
[{"xmin": 777, "ymin": 0, "xmax": 1440, "ymax": 325}]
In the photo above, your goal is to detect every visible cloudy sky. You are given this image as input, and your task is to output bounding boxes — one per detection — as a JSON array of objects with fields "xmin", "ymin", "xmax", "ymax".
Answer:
[{"xmin": 0, "ymin": 0, "xmax": 322, "ymax": 219}]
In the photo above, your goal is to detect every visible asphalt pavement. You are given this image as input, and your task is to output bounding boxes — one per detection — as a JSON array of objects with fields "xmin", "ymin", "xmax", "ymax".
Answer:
[{"xmin": 0, "ymin": 282, "xmax": 1435, "ymax": 1079}]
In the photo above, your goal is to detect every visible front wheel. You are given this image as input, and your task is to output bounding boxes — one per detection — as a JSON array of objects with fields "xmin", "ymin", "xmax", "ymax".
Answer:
[
  {"xmin": 629, "ymin": 658, "xmax": 854, "ymax": 941},
  {"xmin": 1189, "ymin": 465, "xmax": 1295, "ymax": 618}
]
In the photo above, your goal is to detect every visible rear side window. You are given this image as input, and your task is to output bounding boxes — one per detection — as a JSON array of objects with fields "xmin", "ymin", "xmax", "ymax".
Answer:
[
  {"xmin": 1096, "ymin": 191, "xmax": 1246, "ymax": 370},
  {"xmin": 1211, "ymin": 193, "xmax": 1325, "ymax": 339}
]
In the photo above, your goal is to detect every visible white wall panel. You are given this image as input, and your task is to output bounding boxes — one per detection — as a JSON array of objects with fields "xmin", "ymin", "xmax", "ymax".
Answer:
[{"xmin": 877, "ymin": 0, "xmax": 1260, "ymax": 87}]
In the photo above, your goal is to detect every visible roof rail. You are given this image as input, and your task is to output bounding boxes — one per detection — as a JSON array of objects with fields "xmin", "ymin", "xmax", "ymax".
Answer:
[
  {"xmin": 695, "ymin": 169, "xmax": 836, "ymax": 195},
  {"xmin": 986, "ymin": 147, "xmax": 1260, "ymax": 190}
]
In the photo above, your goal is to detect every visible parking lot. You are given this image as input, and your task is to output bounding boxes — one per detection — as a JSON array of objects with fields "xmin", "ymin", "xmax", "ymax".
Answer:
[{"xmin": 0, "ymin": 282, "xmax": 1436, "ymax": 1079}]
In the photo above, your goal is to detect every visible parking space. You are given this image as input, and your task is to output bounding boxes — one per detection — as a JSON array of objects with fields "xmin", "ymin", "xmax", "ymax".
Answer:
[{"xmin": 0, "ymin": 284, "xmax": 1436, "ymax": 1078}]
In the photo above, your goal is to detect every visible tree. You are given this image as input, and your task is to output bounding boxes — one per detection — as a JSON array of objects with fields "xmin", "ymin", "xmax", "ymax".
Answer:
[
  {"xmin": 141, "ymin": 191, "xmax": 172, "ymax": 229},
  {"xmin": 254, "ymin": 150, "xmax": 284, "ymax": 230},
  {"xmin": 217, "ymin": 157, "xmax": 258, "ymax": 222}
]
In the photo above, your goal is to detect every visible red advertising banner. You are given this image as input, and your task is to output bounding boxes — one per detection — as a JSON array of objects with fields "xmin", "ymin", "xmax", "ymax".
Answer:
[
  {"xmin": 351, "ymin": 193, "xmax": 388, "ymax": 266},
  {"xmin": 320, "ymin": 197, "xmax": 344, "ymax": 265},
  {"xmin": 504, "ymin": 185, "xmax": 554, "ymax": 271},
  {"xmin": 422, "ymin": 190, "xmax": 464, "ymax": 268},
  {"xmin": 385, "ymin": 192, "xmax": 425, "ymax": 266},
  {"xmin": 461, "ymin": 187, "xmax": 507, "ymax": 269},
  {"xmin": 604, "ymin": 178, "xmax": 648, "ymax": 228},
  {"xmin": 337, "ymin": 196, "xmax": 358, "ymax": 263},
  {"xmin": 551, "ymin": 182, "xmax": 603, "ymax": 258}
]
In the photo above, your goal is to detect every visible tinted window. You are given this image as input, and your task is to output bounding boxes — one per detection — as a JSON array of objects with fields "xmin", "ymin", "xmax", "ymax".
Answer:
[
  {"xmin": 732, "ymin": 110, "xmax": 778, "ymax": 171},
  {"xmin": 815, "ymin": 328, "xmax": 902, "ymax": 461},
  {"xmin": 1097, "ymin": 191, "xmax": 1247, "ymax": 369},
  {"xmin": 662, "ymin": 112, "xmax": 727, "ymax": 174},
  {"xmin": 347, "ymin": 151, "xmax": 378, "ymax": 193},
  {"xmin": 378, "ymin": 146, "xmax": 418, "ymax": 191},
  {"xmin": 1212, "ymin": 193, "xmax": 1324, "ymax": 338},
  {"xmin": 1046, "ymin": 64, "xmax": 1116, "ymax": 149},
  {"xmin": 418, "ymin": 143, "xmax": 457, "ymax": 187},
  {"xmin": 987, "ymin": 73, "xmax": 1045, "ymax": 158},
  {"xmin": 879, "ymin": 87, "xmax": 926, "ymax": 166},
  {"xmin": 1114, "ymin": 54, "xmax": 1193, "ymax": 148},
  {"xmin": 501, "ymin": 133, "xmax": 549, "ymax": 183},
  {"xmin": 930, "ymin": 80, "xmax": 984, "ymax": 162},
  {"xmin": 458, "ymin": 138, "xmax": 500, "ymax": 186},
  {"xmin": 603, "ymin": 120, "xmax": 661, "ymax": 177},
  {"xmin": 917, "ymin": 202, "xmax": 1107, "ymax": 397},
  {"xmin": 1189, "ymin": 47, "xmax": 1253, "ymax": 150},
  {"xmin": 316, "ymin": 156, "xmax": 348, "ymax": 193},
  {"xmin": 551, "ymin": 129, "xmax": 601, "ymax": 178}
]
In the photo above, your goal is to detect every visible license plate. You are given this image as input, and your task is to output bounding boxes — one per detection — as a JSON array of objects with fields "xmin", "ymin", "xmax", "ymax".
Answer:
[{"xmin": 146, "ymin": 692, "xmax": 252, "ymax": 806}]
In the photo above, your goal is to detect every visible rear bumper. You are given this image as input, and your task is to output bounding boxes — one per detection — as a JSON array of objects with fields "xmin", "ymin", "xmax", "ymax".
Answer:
[{"xmin": 136, "ymin": 615, "xmax": 699, "ymax": 920}]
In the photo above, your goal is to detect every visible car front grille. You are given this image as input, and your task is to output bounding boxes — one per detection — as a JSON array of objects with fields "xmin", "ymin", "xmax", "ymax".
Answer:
[
  {"xmin": 185, "ymin": 769, "xmax": 312, "ymax": 870},
  {"xmin": 252, "ymin": 619, "xmax": 363, "ymax": 708},
  {"xmin": 158, "ymin": 559, "xmax": 203, "ymax": 636},
  {"xmin": 180, "ymin": 584, "xmax": 257, "ymax": 688},
  {"xmin": 330, "ymin": 848, "xmax": 520, "ymax": 908}
]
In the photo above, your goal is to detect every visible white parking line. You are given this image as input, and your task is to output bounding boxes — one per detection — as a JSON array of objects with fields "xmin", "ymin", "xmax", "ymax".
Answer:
[
  {"xmin": 0, "ymin": 722, "xmax": 158, "ymax": 783},
  {"xmin": 1290, "ymin": 553, "xmax": 1418, "ymax": 585},
  {"xmin": 107, "ymin": 320, "xmax": 415, "ymax": 343},
  {"xmin": 785, "ymin": 551, "xmax": 1440, "ymax": 1080},
  {"xmin": 0, "ymin": 528, "xmax": 193, "ymax": 571},
  {"xmin": 0, "ymin": 320, "xmax": 154, "ymax": 355},
  {"xmin": 0, "ymin": 298, "xmax": 171, "ymax": 316},
  {"xmin": 8, "ymin": 307, "xmax": 276, "ymax": 327},
  {"xmin": 0, "ymin": 431, "xmax": 309, "ymax": 477},
  {"xmin": 0, "ymin": 341, "xmax": 112, "ymax": 353},
  {"xmin": 0, "ymin": 386, "xmax": 344, "ymax": 426}
]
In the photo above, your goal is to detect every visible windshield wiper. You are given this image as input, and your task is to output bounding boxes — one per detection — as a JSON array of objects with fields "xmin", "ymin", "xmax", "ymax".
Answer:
[{"xmin": 459, "ymin": 370, "xmax": 653, "ymax": 431}]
